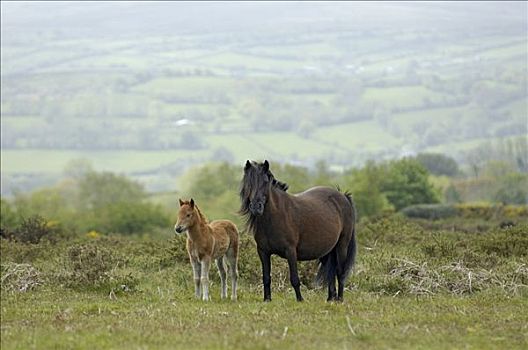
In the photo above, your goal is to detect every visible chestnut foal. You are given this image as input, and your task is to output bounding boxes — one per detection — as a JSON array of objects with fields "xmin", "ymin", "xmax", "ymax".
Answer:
[{"xmin": 175, "ymin": 198, "xmax": 239, "ymax": 301}]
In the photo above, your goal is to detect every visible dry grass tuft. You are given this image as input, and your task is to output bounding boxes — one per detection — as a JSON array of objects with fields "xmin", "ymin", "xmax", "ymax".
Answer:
[
  {"xmin": 1, "ymin": 262, "xmax": 42, "ymax": 293},
  {"xmin": 388, "ymin": 259, "xmax": 528, "ymax": 296}
]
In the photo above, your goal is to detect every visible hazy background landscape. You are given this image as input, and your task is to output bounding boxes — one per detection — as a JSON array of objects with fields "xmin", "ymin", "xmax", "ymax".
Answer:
[
  {"xmin": 2, "ymin": 4, "xmax": 528, "ymax": 349},
  {"xmin": 2, "ymin": 1, "xmax": 526, "ymax": 196}
]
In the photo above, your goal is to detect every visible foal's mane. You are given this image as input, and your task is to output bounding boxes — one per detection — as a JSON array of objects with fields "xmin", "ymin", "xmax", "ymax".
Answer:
[
  {"xmin": 194, "ymin": 205, "xmax": 209, "ymax": 225},
  {"xmin": 182, "ymin": 200, "xmax": 209, "ymax": 225}
]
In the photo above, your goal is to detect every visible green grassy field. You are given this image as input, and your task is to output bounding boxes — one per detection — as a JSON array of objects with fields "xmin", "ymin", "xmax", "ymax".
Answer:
[
  {"xmin": 2, "ymin": 214, "xmax": 527, "ymax": 349},
  {"xmin": 2, "ymin": 287, "xmax": 526, "ymax": 350}
]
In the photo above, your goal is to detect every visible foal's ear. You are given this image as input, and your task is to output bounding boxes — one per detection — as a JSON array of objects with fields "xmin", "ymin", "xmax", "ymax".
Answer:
[
  {"xmin": 178, "ymin": 198, "xmax": 184, "ymax": 206},
  {"xmin": 244, "ymin": 160, "xmax": 251, "ymax": 171},
  {"xmin": 262, "ymin": 160, "xmax": 269, "ymax": 171},
  {"xmin": 190, "ymin": 198, "xmax": 195, "ymax": 208}
]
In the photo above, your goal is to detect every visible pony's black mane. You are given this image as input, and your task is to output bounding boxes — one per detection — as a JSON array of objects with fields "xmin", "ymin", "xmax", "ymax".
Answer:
[
  {"xmin": 239, "ymin": 162, "xmax": 288, "ymax": 233},
  {"xmin": 271, "ymin": 177, "xmax": 289, "ymax": 192}
]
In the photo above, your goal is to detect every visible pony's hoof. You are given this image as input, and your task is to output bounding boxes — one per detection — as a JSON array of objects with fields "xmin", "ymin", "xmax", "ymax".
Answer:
[
  {"xmin": 264, "ymin": 297, "xmax": 272, "ymax": 302},
  {"xmin": 296, "ymin": 297, "xmax": 304, "ymax": 302}
]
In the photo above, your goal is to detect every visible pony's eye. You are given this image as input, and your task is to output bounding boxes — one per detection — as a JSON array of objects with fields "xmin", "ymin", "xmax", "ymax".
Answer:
[{"xmin": 187, "ymin": 214, "xmax": 191, "ymax": 218}]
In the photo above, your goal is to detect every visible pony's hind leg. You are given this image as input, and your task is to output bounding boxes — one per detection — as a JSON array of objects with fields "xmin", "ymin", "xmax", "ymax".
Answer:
[
  {"xmin": 335, "ymin": 227, "xmax": 355, "ymax": 302},
  {"xmin": 226, "ymin": 247, "xmax": 238, "ymax": 301},
  {"xmin": 216, "ymin": 256, "xmax": 227, "ymax": 299},
  {"xmin": 191, "ymin": 258, "xmax": 202, "ymax": 299},
  {"xmin": 326, "ymin": 252, "xmax": 338, "ymax": 302}
]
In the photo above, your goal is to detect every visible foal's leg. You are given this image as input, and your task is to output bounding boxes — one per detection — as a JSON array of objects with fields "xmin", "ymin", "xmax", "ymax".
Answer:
[
  {"xmin": 285, "ymin": 249, "xmax": 303, "ymax": 302},
  {"xmin": 226, "ymin": 247, "xmax": 238, "ymax": 301},
  {"xmin": 257, "ymin": 247, "xmax": 272, "ymax": 302},
  {"xmin": 200, "ymin": 257, "xmax": 212, "ymax": 301},
  {"xmin": 191, "ymin": 258, "xmax": 202, "ymax": 299},
  {"xmin": 216, "ymin": 256, "xmax": 227, "ymax": 299}
]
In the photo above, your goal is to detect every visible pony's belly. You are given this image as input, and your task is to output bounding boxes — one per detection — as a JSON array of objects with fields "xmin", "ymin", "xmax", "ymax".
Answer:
[{"xmin": 297, "ymin": 247, "xmax": 334, "ymax": 261}]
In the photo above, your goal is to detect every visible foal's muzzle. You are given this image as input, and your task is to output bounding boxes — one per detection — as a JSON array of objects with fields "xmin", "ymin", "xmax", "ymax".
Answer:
[{"xmin": 174, "ymin": 225, "xmax": 185, "ymax": 234}]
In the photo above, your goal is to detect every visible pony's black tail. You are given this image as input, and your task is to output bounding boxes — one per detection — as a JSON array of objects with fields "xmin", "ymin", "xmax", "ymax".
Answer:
[
  {"xmin": 315, "ymin": 251, "xmax": 335, "ymax": 287},
  {"xmin": 341, "ymin": 191, "xmax": 357, "ymax": 281},
  {"xmin": 315, "ymin": 191, "xmax": 357, "ymax": 287}
]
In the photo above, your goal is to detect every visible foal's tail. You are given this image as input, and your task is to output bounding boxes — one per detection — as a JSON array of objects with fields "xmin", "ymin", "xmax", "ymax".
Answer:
[{"xmin": 315, "ymin": 191, "xmax": 357, "ymax": 286}]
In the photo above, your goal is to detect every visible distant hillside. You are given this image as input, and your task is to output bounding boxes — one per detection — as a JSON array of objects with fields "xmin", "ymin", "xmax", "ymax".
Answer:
[{"xmin": 1, "ymin": 2, "xmax": 526, "ymax": 194}]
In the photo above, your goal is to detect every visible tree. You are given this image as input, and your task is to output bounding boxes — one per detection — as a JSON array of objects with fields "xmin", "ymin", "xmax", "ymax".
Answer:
[
  {"xmin": 181, "ymin": 162, "xmax": 241, "ymax": 201},
  {"xmin": 341, "ymin": 161, "xmax": 392, "ymax": 218},
  {"xmin": 381, "ymin": 158, "xmax": 440, "ymax": 211},
  {"xmin": 493, "ymin": 173, "xmax": 528, "ymax": 205},
  {"xmin": 78, "ymin": 172, "xmax": 146, "ymax": 211},
  {"xmin": 415, "ymin": 153, "xmax": 460, "ymax": 177},
  {"xmin": 0, "ymin": 198, "xmax": 18, "ymax": 230}
]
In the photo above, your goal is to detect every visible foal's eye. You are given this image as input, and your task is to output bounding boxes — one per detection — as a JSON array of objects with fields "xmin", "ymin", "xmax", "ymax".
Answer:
[{"xmin": 187, "ymin": 214, "xmax": 191, "ymax": 218}]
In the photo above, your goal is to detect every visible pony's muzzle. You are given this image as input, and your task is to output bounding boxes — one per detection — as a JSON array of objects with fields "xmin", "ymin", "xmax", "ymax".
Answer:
[
  {"xmin": 175, "ymin": 225, "xmax": 185, "ymax": 234},
  {"xmin": 249, "ymin": 201, "xmax": 264, "ymax": 216}
]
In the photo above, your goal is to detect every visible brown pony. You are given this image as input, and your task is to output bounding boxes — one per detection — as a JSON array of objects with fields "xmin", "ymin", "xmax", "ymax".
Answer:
[
  {"xmin": 175, "ymin": 198, "xmax": 239, "ymax": 301},
  {"xmin": 240, "ymin": 160, "xmax": 357, "ymax": 302}
]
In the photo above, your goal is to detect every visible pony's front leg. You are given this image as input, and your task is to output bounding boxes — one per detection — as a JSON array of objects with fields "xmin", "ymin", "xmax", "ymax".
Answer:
[
  {"xmin": 286, "ymin": 250, "xmax": 303, "ymax": 302},
  {"xmin": 200, "ymin": 257, "xmax": 211, "ymax": 301},
  {"xmin": 191, "ymin": 258, "xmax": 202, "ymax": 299},
  {"xmin": 257, "ymin": 248, "xmax": 272, "ymax": 302}
]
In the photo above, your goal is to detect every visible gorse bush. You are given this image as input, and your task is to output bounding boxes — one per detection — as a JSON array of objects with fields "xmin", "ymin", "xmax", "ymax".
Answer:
[
  {"xmin": 2, "ymin": 215, "xmax": 65, "ymax": 244},
  {"xmin": 401, "ymin": 202, "xmax": 528, "ymax": 222},
  {"xmin": 57, "ymin": 241, "xmax": 138, "ymax": 292}
]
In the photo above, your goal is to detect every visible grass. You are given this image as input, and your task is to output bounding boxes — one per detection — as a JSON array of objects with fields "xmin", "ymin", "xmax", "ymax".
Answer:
[
  {"xmin": 362, "ymin": 86, "xmax": 447, "ymax": 110},
  {"xmin": 132, "ymin": 77, "xmax": 237, "ymax": 96},
  {"xmin": 195, "ymin": 52, "xmax": 304, "ymax": 71},
  {"xmin": 2, "ymin": 286, "xmax": 527, "ymax": 350},
  {"xmin": 2, "ymin": 214, "xmax": 527, "ymax": 349},
  {"xmin": 312, "ymin": 120, "xmax": 402, "ymax": 152},
  {"xmin": 0, "ymin": 149, "xmax": 208, "ymax": 174}
]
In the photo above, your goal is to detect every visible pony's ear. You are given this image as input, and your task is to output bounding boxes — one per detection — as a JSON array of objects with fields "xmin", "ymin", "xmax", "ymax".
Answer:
[
  {"xmin": 244, "ymin": 160, "xmax": 251, "ymax": 171},
  {"xmin": 190, "ymin": 198, "xmax": 195, "ymax": 208},
  {"xmin": 262, "ymin": 160, "xmax": 269, "ymax": 172},
  {"xmin": 178, "ymin": 198, "xmax": 184, "ymax": 206}
]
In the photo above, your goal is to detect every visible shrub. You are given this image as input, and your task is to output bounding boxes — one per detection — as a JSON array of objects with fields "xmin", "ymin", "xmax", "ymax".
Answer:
[
  {"xmin": 81, "ymin": 202, "xmax": 170, "ymax": 235},
  {"xmin": 455, "ymin": 202, "xmax": 528, "ymax": 220},
  {"xmin": 57, "ymin": 242, "xmax": 138, "ymax": 292},
  {"xmin": 9, "ymin": 215, "xmax": 60, "ymax": 244},
  {"xmin": 475, "ymin": 224, "xmax": 528, "ymax": 258},
  {"xmin": 401, "ymin": 204, "xmax": 458, "ymax": 220}
]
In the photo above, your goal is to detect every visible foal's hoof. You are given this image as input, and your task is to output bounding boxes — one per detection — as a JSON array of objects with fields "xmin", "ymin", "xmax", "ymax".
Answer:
[
  {"xmin": 296, "ymin": 296, "xmax": 304, "ymax": 302},
  {"xmin": 264, "ymin": 297, "xmax": 272, "ymax": 302}
]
